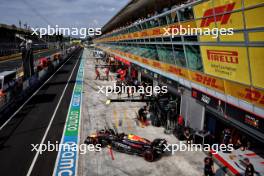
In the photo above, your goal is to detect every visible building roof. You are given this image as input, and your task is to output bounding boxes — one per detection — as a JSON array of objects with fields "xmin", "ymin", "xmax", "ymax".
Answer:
[
  {"xmin": 0, "ymin": 70, "xmax": 16, "ymax": 78},
  {"xmin": 0, "ymin": 23, "xmax": 31, "ymax": 34},
  {"xmin": 102, "ymin": 0, "xmax": 185, "ymax": 34}
]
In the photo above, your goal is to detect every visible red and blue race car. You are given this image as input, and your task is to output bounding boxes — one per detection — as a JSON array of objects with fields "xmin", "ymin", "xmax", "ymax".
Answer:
[{"xmin": 84, "ymin": 128, "xmax": 167, "ymax": 162}]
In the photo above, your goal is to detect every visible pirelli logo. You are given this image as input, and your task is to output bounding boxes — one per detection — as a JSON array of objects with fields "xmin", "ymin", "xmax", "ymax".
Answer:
[
  {"xmin": 207, "ymin": 50, "xmax": 239, "ymax": 64},
  {"xmin": 201, "ymin": 2, "xmax": 235, "ymax": 27}
]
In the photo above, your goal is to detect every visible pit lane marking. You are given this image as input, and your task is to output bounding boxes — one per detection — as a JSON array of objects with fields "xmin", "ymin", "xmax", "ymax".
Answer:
[
  {"xmin": 26, "ymin": 50, "xmax": 82, "ymax": 176},
  {"xmin": 113, "ymin": 108, "xmax": 119, "ymax": 128},
  {"xmin": 53, "ymin": 54, "xmax": 84, "ymax": 176},
  {"xmin": 123, "ymin": 109, "xmax": 132, "ymax": 131},
  {"xmin": 0, "ymin": 51, "xmax": 76, "ymax": 131}
]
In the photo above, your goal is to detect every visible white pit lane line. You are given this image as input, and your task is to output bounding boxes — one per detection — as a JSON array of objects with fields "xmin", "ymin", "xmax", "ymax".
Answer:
[
  {"xmin": 25, "ymin": 51, "xmax": 82, "ymax": 176},
  {"xmin": 0, "ymin": 51, "xmax": 76, "ymax": 131}
]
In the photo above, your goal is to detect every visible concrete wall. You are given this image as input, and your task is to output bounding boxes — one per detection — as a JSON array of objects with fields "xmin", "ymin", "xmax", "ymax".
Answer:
[
  {"xmin": 138, "ymin": 71, "xmax": 141, "ymax": 82},
  {"xmin": 180, "ymin": 89, "xmax": 205, "ymax": 131}
]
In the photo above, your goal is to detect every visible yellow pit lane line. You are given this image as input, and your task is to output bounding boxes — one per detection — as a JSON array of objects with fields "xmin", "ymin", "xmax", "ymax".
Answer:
[
  {"xmin": 113, "ymin": 108, "xmax": 119, "ymax": 129},
  {"xmin": 123, "ymin": 108, "xmax": 133, "ymax": 131}
]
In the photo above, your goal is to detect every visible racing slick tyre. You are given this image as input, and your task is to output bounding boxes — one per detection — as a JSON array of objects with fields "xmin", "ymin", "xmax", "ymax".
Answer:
[{"xmin": 143, "ymin": 149, "xmax": 155, "ymax": 162}]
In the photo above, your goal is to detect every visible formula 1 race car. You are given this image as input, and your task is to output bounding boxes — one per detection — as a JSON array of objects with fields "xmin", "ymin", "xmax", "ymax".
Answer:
[{"xmin": 84, "ymin": 128, "xmax": 167, "ymax": 162}]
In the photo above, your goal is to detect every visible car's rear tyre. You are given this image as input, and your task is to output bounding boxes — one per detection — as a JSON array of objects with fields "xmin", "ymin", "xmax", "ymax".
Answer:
[
  {"xmin": 143, "ymin": 149, "xmax": 154, "ymax": 162},
  {"xmin": 100, "ymin": 139, "xmax": 108, "ymax": 147}
]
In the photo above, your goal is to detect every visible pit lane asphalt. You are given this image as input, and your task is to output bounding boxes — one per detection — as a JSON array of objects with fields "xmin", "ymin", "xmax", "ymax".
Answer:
[{"xmin": 0, "ymin": 48, "xmax": 83, "ymax": 176}]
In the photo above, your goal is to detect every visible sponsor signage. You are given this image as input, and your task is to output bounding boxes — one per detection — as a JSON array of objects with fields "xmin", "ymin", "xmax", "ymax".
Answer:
[
  {"xmin": 243, "ymin": 88, "xmax": 264, "ymax": 105},
  {"xmin": 244, "ymin": 5, "xmax": 264, "ymax": 29},
  {"xmin": 99, "ymin": 46, "xmax": 264, "ymax": 109},
  {"xmin": 133, "ymin": 32, "xmax": 139, "ymax": 38},
  {"xmin": 142, "ymin": 58, "xmax": 150, "ymax": 65},
  {"xmin": 115, "ymin": 56, "xmax": 131, "ymax": 66},
  {"xmin": 167, "ymin": 65, "xmax": 185, "ymax": 77},
  {"xmin": 141, "ymin": 31, "xmax": 148, "ymax": 37},
  {"xmin": 152, "ymin": 28, "xmax": 162, "ymax": 36},
  {"xmin": 200, "ymin": 2, "xmax": 235, "ymax": 27},
  {"xmin": 55, "ymin": 136, "xmax": 78, "ymax": 176},
  {"xmin": 54, "ymin": 57, "xmax": 84, "ymax": 176},
  {"xmin": 192, "ymin": 88, "xmax": 225, "ymax": 113},
  {"xmin": 95, "ymin": 0, "xmax": 261, "ymax": 43},
  {"xmin": 200, "ymin": 46, "xmax": 250, "ymax": 85},
  {"xmin": 189, "ymin": 71, "xmax": 225, "ymax": 92},
  {"xmin": 193, "ymin": 0, "xmax": 244, "ymax": 34},
  {"xmin": 225, "ymin": 81, "xmax": 264, "ymax": 108},
  {"xmin": 207, "ymin": 50, "xmax": 238, "ymax": 64},
  {"xmin": 225, "ymin": 103, "xmax": 264, "ymax": 133},
  {"xmin": 248, "ymin": 47, "xmax": 264, "ymax": 88},
  {"xmin": 152, "ymin": 61, "xmax": 162, "ymax": 69},
  {"xmin": 192, "ymin": 88, "xmax": 264, "ymax": 133},
  {"xmin": 166, "ymin": 64, "xmax": 188, "ymax": 79},
  {"xmin": 95, "ymin": 22, "xmax": 197, "ymax": 43}
]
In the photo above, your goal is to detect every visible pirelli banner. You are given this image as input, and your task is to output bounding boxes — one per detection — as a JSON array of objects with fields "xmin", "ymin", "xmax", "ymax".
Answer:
[
  {"xmin": 200, "ymin": 46, "xmax": 251, "ymax": 85},
  {"xmin": 248, "ymin": 47, "xmax": 264, "ymax": 88}
]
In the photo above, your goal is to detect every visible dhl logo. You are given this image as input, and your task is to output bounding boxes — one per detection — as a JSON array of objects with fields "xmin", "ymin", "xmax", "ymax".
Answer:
[
  {"xmin": 124, "ymin": 53, "xmax": 129, "ymax": 58},
  {"xmin": 141, "ymin": 31, "xmax": 148, "ymax": 37},
  {"xmin": 168, "ymin": 66, "xmax": 185, "ymax": 76},
  {"xmin": 207, "ymin": 50, "xmax": 239, "ymax": 64},
  {"xmin": 193, "ymin": 73, "xmax": 219, "ymax": 89},
  {"xmin": 152, "ymin": 61, "xmax": 162, "ymax": 68},
  {"xmin": 134, "ymin": 56, "xmax": 140, "ymax": 61},
  {"xmin": 244, "ymin": 88, "xmax": 264, "ymax": 105},
  {"xmin": 201, "ymin": 2, "xmax": 235, "ymax": 27},
  {"xmin": 142, "ymin": 58, "xmax": 149, "ymax": 64},
  {"xmin": 152, "ymin": 28, "xmax": 161, "ymax": 35},
  {"xmin": 133, "ymin": 33, "xmax": 139, "ymax": 38}
]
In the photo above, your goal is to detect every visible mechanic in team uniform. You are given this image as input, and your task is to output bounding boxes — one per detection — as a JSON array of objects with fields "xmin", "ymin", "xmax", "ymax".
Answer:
[
  {"xmin": 138, "ymin": 106, "xmax": 148, "ymax": 122},
  {"xmin": 204, "ymin": 153, "xmax": 215, "ymax": 176},
  {"xmin": 244, "ymin": 158, "xmax": 255, "ymax": 176}
]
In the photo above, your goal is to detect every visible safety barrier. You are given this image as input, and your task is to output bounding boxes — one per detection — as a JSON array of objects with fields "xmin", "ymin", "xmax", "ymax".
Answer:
[{"xmin": 0, "ymin": 46, "xmax": 78, "ymax": 119}]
